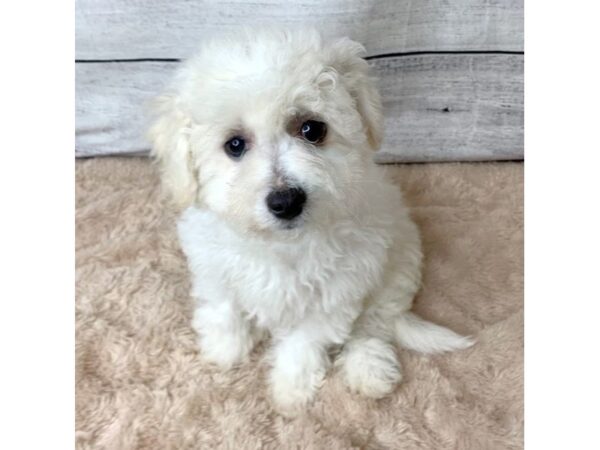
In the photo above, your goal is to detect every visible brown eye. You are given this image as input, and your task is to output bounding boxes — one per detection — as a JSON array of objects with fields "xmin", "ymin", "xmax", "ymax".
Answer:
[{"xmin": 300, "ymin": 120, "xmax": 327, "ymax": 144}]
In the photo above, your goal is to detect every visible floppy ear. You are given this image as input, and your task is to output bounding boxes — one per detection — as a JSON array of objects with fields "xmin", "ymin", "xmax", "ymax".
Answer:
[
  {"xmin": 147, "ymin": 94, "xmax": 198, "ymax": 208},
  {"xmin": 328, "ymin": 38, "xmax": 384, "ymax": 151}
]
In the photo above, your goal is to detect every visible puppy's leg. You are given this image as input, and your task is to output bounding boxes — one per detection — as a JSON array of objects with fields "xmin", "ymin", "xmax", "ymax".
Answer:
[
  {"xmin": 337, "ymin": 242, "xmax": 421, "ymax": 398},
  {"xmin": 338, "ymin": 247, "xmax": 473, "ymax": 398},
  {"xmin": 269, "ymin": 318, "xmax": 347, "ymax": 416},
  {"xmin": 336, "ymin": 285, "xmax": 412, "ymax": 399},
  {"xmin": 192, "ymin": 298, "xmax": 258, "ymax": 369}
]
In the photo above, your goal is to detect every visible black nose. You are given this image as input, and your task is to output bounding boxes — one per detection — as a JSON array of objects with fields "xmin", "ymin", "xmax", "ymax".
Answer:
[{"xmin": 266, "ymin": 188, "xmax": 307, "ymax": 220}]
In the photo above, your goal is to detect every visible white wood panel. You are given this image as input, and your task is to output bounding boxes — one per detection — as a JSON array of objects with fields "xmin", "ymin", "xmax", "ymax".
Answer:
[
  {"xmin": 76, "ymin": 62, "xmax": 177, "ymax": 156},
  {"xmin": 76, "ymin": 54, "xmax": 523, "ymax": 161},
  {"xmin": 374, "ymin": 53, "xmax": 523, "ymax": 162},
  {"xmin": 75, "ymin": 0, "xmax": 524, "ymax": 60}
]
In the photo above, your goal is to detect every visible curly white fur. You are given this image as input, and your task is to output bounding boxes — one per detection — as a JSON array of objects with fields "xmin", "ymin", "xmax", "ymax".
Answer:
[{"xmin": 148, "ymin": 29, "xmax": 473, "ymax": 416}]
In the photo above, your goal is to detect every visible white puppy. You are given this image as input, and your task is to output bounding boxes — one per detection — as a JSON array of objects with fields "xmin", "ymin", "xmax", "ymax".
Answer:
[{"xmin": 149, "ymin": 29, "xmax": 473, "ymax": 416}]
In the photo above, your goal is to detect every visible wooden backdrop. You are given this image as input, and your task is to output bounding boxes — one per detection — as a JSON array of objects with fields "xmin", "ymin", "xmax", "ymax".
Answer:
[{"xmin": 76, "ymin": 0, "xmax": 524, "ymax": 162}]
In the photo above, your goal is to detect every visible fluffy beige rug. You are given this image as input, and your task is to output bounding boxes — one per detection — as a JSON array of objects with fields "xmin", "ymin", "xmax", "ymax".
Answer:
[{"xmin": 76, "ymin": 157, "xmax": 523, "ymax": 449}]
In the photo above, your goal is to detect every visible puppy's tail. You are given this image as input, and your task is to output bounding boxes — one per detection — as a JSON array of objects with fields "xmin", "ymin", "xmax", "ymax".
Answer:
[{"xmin": 394, "ymin": 312, "xmax": 474, "ymax": 354}]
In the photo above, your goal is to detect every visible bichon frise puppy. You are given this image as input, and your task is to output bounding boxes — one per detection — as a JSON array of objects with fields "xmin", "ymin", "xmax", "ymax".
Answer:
[{"xmin": 149, "ymin": 29, "xmax": 473, "ymax": 416}]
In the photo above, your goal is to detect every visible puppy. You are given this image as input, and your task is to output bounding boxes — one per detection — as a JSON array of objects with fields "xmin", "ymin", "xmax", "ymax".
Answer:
[{"xmin": 148, "ymin": 29, "xmax": 473, "ymax": 416}]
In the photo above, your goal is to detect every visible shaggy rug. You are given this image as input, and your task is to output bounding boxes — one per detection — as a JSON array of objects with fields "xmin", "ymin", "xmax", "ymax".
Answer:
[{"xmin": 76, "ymin": 158, "xmax": 523, "ymax": 449}]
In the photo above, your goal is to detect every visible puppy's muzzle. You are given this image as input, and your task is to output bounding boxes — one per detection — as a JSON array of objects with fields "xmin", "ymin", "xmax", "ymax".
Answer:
[{"xmin": 266, "ymin": 188, "xmax": 306, "ymax": 220}]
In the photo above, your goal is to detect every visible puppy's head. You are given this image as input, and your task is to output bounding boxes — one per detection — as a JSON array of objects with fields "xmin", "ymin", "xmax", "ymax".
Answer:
[{"xmin": 149, "ymin": 29, "xmax": 382, "ymax": 234}]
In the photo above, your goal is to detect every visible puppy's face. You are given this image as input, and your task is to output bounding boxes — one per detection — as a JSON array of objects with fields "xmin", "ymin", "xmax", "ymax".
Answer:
[{"xmin": 149, "ymin": 31, "xmax": 382, "ymax": 235}]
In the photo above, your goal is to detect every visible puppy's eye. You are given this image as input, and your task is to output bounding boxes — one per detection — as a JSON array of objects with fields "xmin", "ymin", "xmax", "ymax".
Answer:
[
  {"xmin": 300, "ymin": 120, "xmax": 327, "ymax": 144},
  {"xmin": 224, "ymin": 136, "xmax": 246, "ymax": 159}
]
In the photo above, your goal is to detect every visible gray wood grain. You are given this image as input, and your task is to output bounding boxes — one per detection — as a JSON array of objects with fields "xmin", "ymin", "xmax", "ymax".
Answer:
[
  {"xmin": 75, "ymin": 0, "xmax": 523, "ymax": 60},
  {"xmin": 76, "ymin": 54, "xmax": 523, "ymax": 161},
  {"xmin": 373, "ymin": 53, "xmax": 523, "ymax": 162},
  {"xmin": 76, "ymin": 62, "xmax": 177, "ymax": 156}
]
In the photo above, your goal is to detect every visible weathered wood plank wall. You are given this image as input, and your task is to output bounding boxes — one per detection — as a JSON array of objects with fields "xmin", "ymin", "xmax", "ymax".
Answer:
[
  {"xmin": 75, "ymin": 0, "xmax": 524, "ymax": 161},
  {"xmin": 374, "ymin": 53, "xmax": 523, "ymax": 162}
]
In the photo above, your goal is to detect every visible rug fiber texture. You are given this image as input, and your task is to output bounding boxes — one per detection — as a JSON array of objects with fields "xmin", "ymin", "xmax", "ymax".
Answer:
[{"xmin": 76, "ymin": 158, "xmax": 523, "ymax": 449}]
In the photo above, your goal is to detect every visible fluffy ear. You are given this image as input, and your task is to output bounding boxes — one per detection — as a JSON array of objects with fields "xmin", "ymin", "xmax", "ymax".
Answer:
[
  {"xmin": 328, "ymin": 38, "xmax": 384, "ymax": 150},
  {"xmin": 147, "ymin": 94, "xmax": 198, "ymax": 208}
]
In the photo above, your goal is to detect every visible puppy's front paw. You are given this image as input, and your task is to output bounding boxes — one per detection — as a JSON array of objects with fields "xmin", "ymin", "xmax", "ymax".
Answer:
[
  {"xmin": 198, "ymin": 331, "xmax": 252, "ymax": 369},
  {"xmin": 337, "ymin": 337, "xmax": 402, "ymax": 399},
  {"xmin": 270, "ymin": 368, "xmax": 325, "ymax": 417},
  {"xmin": 192, "ymin": 305, "xmax": 256, "ymax": 370}
]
